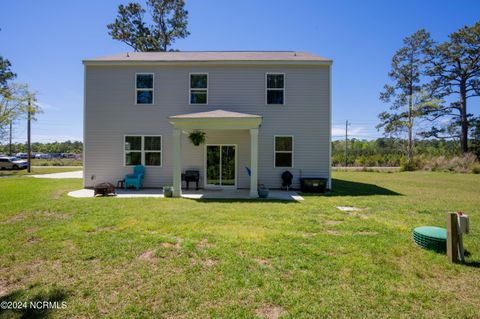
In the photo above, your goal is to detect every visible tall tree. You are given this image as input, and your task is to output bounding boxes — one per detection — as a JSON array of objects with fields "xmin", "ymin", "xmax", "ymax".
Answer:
[
  {"xmin": 0, "ymin": 83, "xmax": 25, "ymax": 140},
  {"xmin": 377, "ymin": 29, "xmax": 434, "ymax": 160},
  {"xmin": 107, "ymin": 0, "xmax": 189, "ymax": 52},
  {"xmin": 424, "ymin": 21, "xmax": 480, "ymax": 153}
]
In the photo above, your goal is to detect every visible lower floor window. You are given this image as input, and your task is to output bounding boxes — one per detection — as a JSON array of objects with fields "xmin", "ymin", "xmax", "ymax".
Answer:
[
  {"xmin": 124, "ymin": 135, "xmax": 162, "ymax": 166},
  {"xmin": 274, "ymin": 136, "xmax": 293, "ymax": 167}
]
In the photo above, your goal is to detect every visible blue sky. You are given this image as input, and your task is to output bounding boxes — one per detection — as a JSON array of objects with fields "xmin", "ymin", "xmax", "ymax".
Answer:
[{"xmin": 1, "ymin": 0, "xmax": 479, "ymax": 143}]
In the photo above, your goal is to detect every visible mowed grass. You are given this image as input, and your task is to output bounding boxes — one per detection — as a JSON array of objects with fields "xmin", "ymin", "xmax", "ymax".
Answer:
[
  {"xmin": 0, "ymin": 172, "xmax": 479, "ymax": 318},
  {"xmin": 0, "ymin": 167, "xmax": 82, "ymax": 177}
]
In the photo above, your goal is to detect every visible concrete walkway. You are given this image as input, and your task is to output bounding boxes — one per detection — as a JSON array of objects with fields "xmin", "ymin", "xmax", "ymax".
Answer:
[
  {"xmin": 68, "ymin": 188, "xmax": 303, "ymax": 201},
  {"xmin": 31, "ymin": 170, "xmax": 83, "ymax": 179}
]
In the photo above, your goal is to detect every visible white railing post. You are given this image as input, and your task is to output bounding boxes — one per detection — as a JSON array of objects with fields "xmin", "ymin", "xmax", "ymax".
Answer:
[
  {"xmin": 250, "ymin": 128, "xmax": 259, "ymax": 198},
  {"xmin": 172, "ymin": 128, "xmax": 182, "ymax": 197}
]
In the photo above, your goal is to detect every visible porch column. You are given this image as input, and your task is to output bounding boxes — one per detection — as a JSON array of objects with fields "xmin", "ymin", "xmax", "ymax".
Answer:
[
  {"xmin": 249, "ymin": 128, "xmax": 259, "ymax": 198},
  {"xmin": 172, "ymin": 128, "xmax": 182, "ymax": 197}
]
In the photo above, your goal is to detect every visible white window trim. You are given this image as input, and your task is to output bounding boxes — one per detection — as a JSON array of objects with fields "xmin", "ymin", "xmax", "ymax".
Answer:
[
  {"xmin": 189, "ymin": 72, "xmax": 208, "ymax": 105},
  {"xmin": 124, "ymin": 135, "xmax": 162, "ymax": 167},
  {"xmin": 265, "ymin": 72, "xmax": 285, "ymax": 105},
  {"xmin": 274, "ymin": 135, "xmax": 294, "ymax": 168},
  {"xmin": 135, "ymin": 73, "xmax": 154, "ymax": 105}
]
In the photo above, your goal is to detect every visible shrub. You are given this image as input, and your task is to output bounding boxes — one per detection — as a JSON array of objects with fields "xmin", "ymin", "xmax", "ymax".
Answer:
[
  {"xmin": 400, "ymin": 157, "xmax": 419, "ymax": 171},
  {"xmin": 418, "ymin": 153, "xmax": 479, "ymax": 173},
  {"xmin": 472, "ymin": 164, "xmax": 480, "ymax": 174}
]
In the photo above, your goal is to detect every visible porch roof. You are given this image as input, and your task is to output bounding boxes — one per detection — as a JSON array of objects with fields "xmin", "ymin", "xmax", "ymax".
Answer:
[{"xmin": 169, "ymin": 109, "xmax": 262, "ymax": 130}]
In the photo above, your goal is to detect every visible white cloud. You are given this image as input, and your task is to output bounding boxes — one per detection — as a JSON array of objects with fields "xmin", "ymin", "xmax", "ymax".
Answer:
[
  {"xmin": 332, "ymin": 125, "xmax": 373, "ymax": 138},
  {"xmin": 36, "ymin": 101, "xmax": 59, "ymax": 111}
]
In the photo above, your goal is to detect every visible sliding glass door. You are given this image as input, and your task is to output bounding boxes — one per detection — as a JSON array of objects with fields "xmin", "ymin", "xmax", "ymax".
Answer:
[{"xmin": 206, "ymin": 145, "xmax": 236, "ymax": 187}]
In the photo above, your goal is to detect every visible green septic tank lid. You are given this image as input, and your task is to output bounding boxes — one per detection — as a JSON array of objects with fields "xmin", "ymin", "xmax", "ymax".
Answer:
[
  {"xmin": 413, "ymin": 226, "xmax": 447, "ymax": 253},
  {"xmin": 414, "ymin": 226, "xmax": 447, "ymax": 240}
]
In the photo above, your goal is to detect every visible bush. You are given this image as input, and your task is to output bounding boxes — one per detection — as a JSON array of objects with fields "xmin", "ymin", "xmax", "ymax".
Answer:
[
  {"xmin": 418, "ymin": 153, "xmax": 479, "ymax": 173},
  {"xmin": 472, "ymin": 165, "xmax": 480, "ymax": 174},
  {"xmin": 400, "ymin": 157, "xmax": 419, "ymax": 171}
]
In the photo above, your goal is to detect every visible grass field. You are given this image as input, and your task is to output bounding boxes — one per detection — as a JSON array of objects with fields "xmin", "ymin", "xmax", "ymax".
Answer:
[
  {"xmin": 0, "ymin": 167, "xmax": 82, "ymax": 177},
  {"xmin": 0, "ymin": 172, "xmax": 479, "ymax": 318},
  {"xmin": 30, "ymin": 159, "xmax": 83, "ymax": 167}
]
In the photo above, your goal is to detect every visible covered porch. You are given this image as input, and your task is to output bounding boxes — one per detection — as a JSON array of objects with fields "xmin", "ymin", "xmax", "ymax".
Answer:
[{"xmin": 169, "ymin": 110, "xmax": 262, "ymax": 198}]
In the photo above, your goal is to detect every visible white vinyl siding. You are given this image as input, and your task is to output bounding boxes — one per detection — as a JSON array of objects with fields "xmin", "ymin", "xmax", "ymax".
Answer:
[
  {"xmin": 124, "ymin": 135, "xmax": 162, "ymax": 167},
  {"xmin": 84, "ymin": 65, "xmax": 330, "ymax": 189}
]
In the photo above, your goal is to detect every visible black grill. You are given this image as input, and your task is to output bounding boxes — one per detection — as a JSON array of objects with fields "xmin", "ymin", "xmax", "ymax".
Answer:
[{"xmin": 182, "ymin": 170, "xmax": 200, "ymax": 190}]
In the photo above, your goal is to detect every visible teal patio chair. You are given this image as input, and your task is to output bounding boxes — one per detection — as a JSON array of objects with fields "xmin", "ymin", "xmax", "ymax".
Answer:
[{"xmin": 124, "ymin": 165, "xmax": 145, "ymax": 190}]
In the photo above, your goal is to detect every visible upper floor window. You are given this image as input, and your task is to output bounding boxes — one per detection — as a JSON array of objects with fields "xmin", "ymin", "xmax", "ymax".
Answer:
[
  {"xmin": 190, "ymin": 73, "xmax": 208, "ymax": 104},
  {"xmin": 274, "ymin": 136, "xmax": 293, "ymax": 167},
  {"xmin": 136, "ymin": 73, "xmax": 154, "ymax": 104},
  {"xmin": 266, "ymin": 73, "xmax": 285, "ymax": 105}
]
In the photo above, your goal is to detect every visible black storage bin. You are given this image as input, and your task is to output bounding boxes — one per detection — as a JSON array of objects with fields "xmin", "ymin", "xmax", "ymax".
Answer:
[{"xmin": 300, "ymin": 177, "xmax": 327, "ymax": 193}]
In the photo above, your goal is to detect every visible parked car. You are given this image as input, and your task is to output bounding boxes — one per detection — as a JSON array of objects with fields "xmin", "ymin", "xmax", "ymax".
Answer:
[
  {"xmin": 15, "ymin": 152, "xmax": 28, "ymax": 159},
  {"xmin": 61, "ymin": 153, "xmax": 76, "ymax": 159},
  {"xmin": 35, "ymin": 153, "xmax": 51, "ymax": 159},
  {"xmin": 0, "ymin": 157, "xmax": 28, "ymax": 170}
]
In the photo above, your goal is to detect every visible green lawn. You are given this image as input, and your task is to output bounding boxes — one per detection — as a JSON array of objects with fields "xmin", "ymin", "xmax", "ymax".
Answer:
[
  {"xmin": 0, "ymin": 167, "xmax": 82, "ymax": 177},
  {"xmin": 0, "ymin": 172, "xmax": 479, "ymax": 318}
]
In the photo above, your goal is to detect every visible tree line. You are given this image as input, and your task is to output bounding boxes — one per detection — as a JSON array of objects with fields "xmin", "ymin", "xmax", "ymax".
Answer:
[
  {"xmin": 0, "ymin": 140, "xmax": 82, "ymax": 155},
  {"xmin": 332, "ymin": 138, "xmax": 472, "ymax": 167},
  {"xmin": 378, "ymin": 22, "xmax": 480, "ymax": 163}
]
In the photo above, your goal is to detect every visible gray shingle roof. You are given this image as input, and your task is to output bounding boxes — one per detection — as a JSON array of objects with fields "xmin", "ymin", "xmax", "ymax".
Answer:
[{"xmin": 84, "ymin": 51, "xmax": 331, "ymax": 63}]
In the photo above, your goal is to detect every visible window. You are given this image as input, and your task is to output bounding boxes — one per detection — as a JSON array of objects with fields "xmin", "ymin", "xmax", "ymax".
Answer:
[
  {"xmin": 136, "ymin": 73, "xmax": 154, "ymax": 104},
  {"xmin": 266, "ymin": 73, "xmax": 285, "ymax": 105},
  {"xmin": 274, "ymin": 136, "xmax": 293, "ymax": 167},
  {"xmin": 190, "ymin": 73, "xmax": 208, "ymax": 104},
  {"xmin": 124, "ymin": 135, "xmax": 162, "ymax": 166}
]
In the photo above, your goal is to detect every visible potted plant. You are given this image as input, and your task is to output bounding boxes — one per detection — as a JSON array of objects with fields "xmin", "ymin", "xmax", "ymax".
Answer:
[
  {"xmin": 188, "ymin": 130, "xmax": 206, "ymax": 146},
  {"xmin": 258, "ymin": 184, "xmax": 269, "ymax": 198},
  {"xmin": 163, "ymin": 185, "xmax": 174, "ymax": 197}
]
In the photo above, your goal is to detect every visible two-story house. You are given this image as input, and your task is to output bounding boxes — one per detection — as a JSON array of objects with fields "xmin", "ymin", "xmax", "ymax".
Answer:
[{"xmin": 83, "ymin": 51, "xmax": 332, "ymax": 197}]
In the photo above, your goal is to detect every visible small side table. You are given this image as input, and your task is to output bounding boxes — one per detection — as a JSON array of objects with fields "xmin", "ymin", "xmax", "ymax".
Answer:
[{"xmin": 117, "ymin": 179, "xmax": 125, "ymax": 189}]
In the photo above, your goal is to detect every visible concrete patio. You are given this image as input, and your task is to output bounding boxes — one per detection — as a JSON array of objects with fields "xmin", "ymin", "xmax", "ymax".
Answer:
[{"xmin": 68, "ymin": 188, "xmax": 304, "ymax": 201}]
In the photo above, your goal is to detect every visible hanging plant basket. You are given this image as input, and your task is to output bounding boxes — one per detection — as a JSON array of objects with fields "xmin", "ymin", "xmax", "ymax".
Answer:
[{"xmin": 188, "ymin": 130, "xmax": 206, "ymax": 146}]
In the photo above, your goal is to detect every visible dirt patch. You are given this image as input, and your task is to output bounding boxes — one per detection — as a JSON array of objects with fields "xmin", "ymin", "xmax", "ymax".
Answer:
[
  {"xmin": 325, "ymin": 220, "xmax": 342, "ymax": 225},
  {"xmin": 0, "ymin": 280, "xmax": 10, "ymax": 298},
  {"xmin": 255, "ymin": 258, "xmax": 273, "ymax": 269},
  {"xmin": 336, "ymin": 206, "xmax": 362, "ymax": 212},
  {"xmin": 161, "ymin": 237, "xmax": 182, "ymax": 249},
  {"xmin": 138, "ymin": 250, "xmax": 157, "ymax": 262},
  {"xmin": 349, "ymin": 212, "xmax": 369, "ymax": 219},
  {"xmin": 25, "ymin": 227, "xmax": 39, "ymax": 233},
  {"xmin": 52, "ymin": 190, "xmax": 64, "ymax": 199},
  {"xmin": 87, "ymin": 226, "xmax": 116, "ymax": 234},
  {"xmin": 197, "ymin": 238, "xmax": 215, "ymax": 249},
  {"xmin": 191, "ymin": 258, "xmax": 218, "ymax": 267},
  {"xmin": 203, "ymin": 259, "xmax": 217, "ymax": 267},
  {"xmin": 354, "ymin": 231, "xmax": 378, "ymax": 236},
  {"xmin": 303, "ymin": 232, "xmax": 317, "ymax": 238},
  {"xmin": 255, "ymin": 305, "xmax": 285, "ymax": 319},
  {"xmin": 0, "ymin": 214, "xmax": 26, "ymax": 224},
  {"xmin": 35, "ymin": 211, "xmax": 69, "ymax": 219},
  {"xmin": 27, "ymin": 236, "xmax": 40, "ymax": 244},
  {"xmin": 326, "ymin": 230, "xmax": 342, "ymax": 236}
]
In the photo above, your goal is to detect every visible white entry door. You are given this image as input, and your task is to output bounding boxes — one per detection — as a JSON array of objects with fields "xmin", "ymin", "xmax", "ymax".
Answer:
[{"xmin": 205, "ymin": 145, "xmax": 236, "ymax": 188}]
